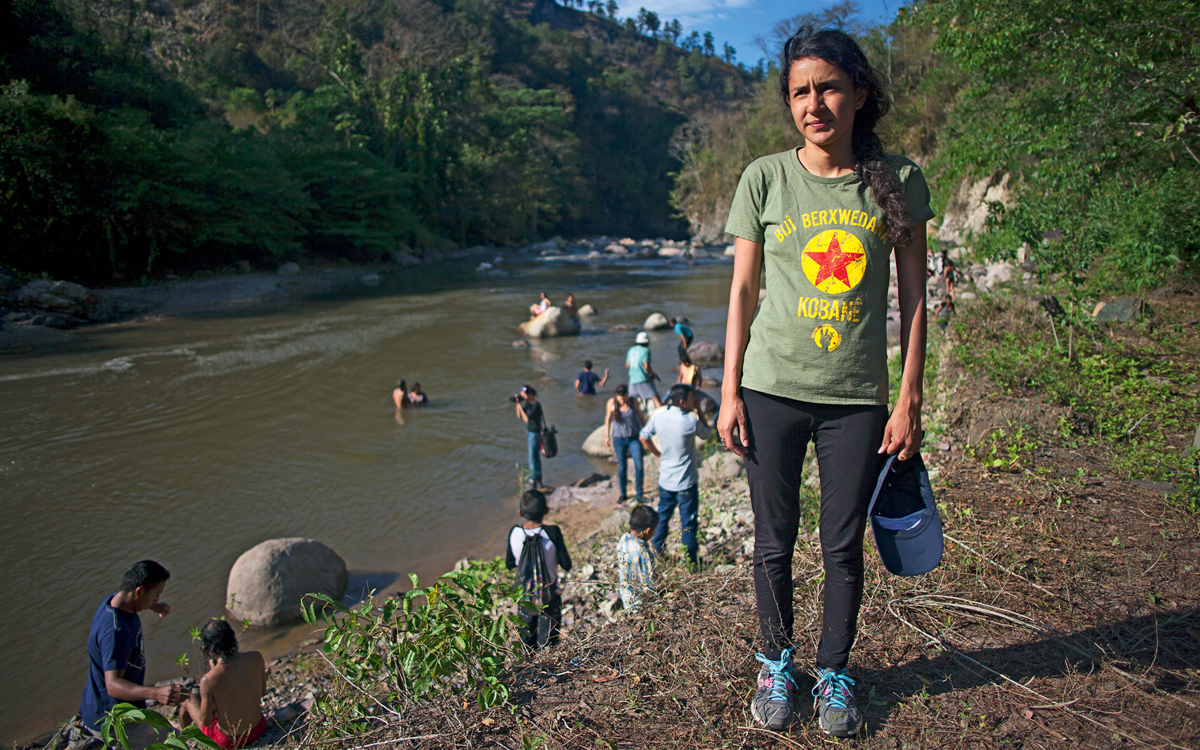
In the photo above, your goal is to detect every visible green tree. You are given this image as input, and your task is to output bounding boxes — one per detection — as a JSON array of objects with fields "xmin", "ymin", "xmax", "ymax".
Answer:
[{"xmin": 914, "ymin": 0, "xmax": 1200, "ymax": 286}]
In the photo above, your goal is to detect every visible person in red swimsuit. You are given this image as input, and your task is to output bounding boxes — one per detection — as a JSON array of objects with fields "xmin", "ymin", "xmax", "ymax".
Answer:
[{"xmin": 176, "ymin": 621, "xmax": 267, "ymax": 750}]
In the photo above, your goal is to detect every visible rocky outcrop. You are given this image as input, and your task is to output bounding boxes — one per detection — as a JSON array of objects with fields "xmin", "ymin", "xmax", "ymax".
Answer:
[
  {"xmin": 686, "ymin": 340, "xmax": 724, "ymax": 365},
  {"xmin": 277, "ymin": 262, "xmax": 301, "ymax": 276},
  {"xmin": 1093, "ymin": 297, "xmax": 1146, "ymax": 323},
  {"xmin": 937, "ymin": 173, "xmax": 1014, "ymax": 245},
  {"xmin": 392, "ymin": 251, "xmax": 421, "ymax": 267},
  {"xmin": 578, "ymin": 304, "xmax": 597, "ymax": 317},
  {"xmin": 699, "ymin": 451, "xmax": 744, "ymax": 485},
  {"xmin": 9, "ymin": 280, "xmax": 99, "ymax": 328},
  {"xmin": 15, "ymin": 280, "xmax": 96, "ymax": 315},
  {"xmin": 518, "ymin": 306, "xmax": 580, "ymax": 338},
  {"xmin": 643, "ymin": 313, "xmax": 670, "ymax": 330},
  {"xmin": 227, "ymin": 538, "xmax": 348, "ymax": 627}
]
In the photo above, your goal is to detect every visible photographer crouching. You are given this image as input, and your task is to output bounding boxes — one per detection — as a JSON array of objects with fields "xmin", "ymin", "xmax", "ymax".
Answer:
[{"xmin": 511, "ymin": 385, "xmax": 545, "ymax": 490}]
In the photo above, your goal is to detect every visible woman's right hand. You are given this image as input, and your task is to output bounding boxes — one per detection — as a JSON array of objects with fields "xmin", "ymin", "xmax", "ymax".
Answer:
[{"xmin": 718, "ymin": 391, "xmax": 750, "ymax": 458}]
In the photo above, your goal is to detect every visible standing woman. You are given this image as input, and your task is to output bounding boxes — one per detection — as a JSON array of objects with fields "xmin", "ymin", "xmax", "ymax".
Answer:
[
  {"xmin": 604, "ymin": 384, "xmax": 647, "ymax": 504},
  {"xmin": 717, "ymin": 27, "xmax": 932, "ymax": 737}
]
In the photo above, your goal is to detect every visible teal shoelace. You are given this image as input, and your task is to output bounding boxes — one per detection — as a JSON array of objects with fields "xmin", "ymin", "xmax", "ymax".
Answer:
[
  {"xmin": 755, "ymin": 647, "xmax": 794, "ymax": 702},
  {"xmin": 813, "ymin": 668, "xmax": 856, "ymax": 709}
]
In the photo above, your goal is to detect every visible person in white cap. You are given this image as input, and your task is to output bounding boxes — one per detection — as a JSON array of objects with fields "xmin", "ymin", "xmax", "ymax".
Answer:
[{"xmin": 625, "ymin": 331, "xmax": 662, "ymax": 408}]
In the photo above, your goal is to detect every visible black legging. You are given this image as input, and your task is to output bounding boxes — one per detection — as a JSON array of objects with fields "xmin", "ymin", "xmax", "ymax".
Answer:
[{"xmin": 741, "ymin": 387, "xmax": 888, "ymax": 669}]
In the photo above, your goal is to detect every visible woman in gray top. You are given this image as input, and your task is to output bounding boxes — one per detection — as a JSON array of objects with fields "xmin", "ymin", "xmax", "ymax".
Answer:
[{"xmin": 604, "ymin": 384, "xmax": 647, "ymax": 504}]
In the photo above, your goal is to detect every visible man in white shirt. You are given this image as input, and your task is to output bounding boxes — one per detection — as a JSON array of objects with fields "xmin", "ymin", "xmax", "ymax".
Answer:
[{"xmin": 639, "ymin": 384, "xmax": 712, "ymax": 565}]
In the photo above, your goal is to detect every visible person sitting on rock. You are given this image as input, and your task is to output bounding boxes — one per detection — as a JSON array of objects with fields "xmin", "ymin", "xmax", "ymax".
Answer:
[
  {"xmin": 575, "ymin": 360, "xmax": 609, "ymax": 395},
  {"xmin": 616, "ymin": 504, "xmax": 659, "ymax": 610},
  {"xmin": 562, "ymin": 294, "xmax": 581, "ymax": 329},
  {"xmin": 392, "ymin": 380, "xmax": 409, "ymax": 409},
  {"xmin": 176, "ymin": 620, "xmax": 266, "ymax": 750},
  {"xmin": 407, "ymin": 382, "xmax": 430, "ymax": 406},
  {"xmin": 79, "ymin": 561, "xmax": 185, "ymax": 735},
  {"xmin": 529, "ymin": 291, "xmax": 551, "ymax": 319}
]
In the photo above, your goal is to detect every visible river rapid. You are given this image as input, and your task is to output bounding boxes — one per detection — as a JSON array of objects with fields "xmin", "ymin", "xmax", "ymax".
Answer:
[{"xmin": 0, "ymin": 257, "xmax": 735, "ymax": 744}]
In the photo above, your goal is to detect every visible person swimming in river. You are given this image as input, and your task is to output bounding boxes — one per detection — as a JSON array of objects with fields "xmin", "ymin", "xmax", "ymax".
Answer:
[
  {"xmin": 393, "ymin": 380, "xmax": 410, "ymax": 409},
  {"xmin": 407, "ymin": 382, "xmax": 430, "ymax": 406}
]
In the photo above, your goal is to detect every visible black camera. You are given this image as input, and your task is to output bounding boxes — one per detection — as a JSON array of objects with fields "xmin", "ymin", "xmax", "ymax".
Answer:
[{"xmin": 508, "ymin": 394, "xmax": 521, "ymax": 403}]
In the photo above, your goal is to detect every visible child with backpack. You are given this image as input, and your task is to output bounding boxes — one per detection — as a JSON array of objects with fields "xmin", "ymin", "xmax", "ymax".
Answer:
[{"xmin": 504, "ymin": 490, "xmax": 572, "ymax": 649}]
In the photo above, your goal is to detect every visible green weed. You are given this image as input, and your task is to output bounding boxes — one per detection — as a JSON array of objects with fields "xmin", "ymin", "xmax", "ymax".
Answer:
[{"xmin": 301, "ymin": 557, "xmax": 521, "ymax": 732}]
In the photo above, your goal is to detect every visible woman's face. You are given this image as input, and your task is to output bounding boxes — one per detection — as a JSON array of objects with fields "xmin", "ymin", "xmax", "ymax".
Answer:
[
  {"xmin": 616, "ymin": 392, "xmax": 629, "ymax": 405},
  {"xmin": 787, "ymin": 57, "xmax": 866, "ymax": 151}
]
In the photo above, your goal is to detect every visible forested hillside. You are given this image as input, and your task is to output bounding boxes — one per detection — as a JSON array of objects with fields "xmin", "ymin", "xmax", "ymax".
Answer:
[
  {"xmin": 670, "ymin": 0, "xmax": 1200, "ymax": 292},
  {"xmin": 0, "ymin": 0, "xmax": 754, "ymax": 280}
]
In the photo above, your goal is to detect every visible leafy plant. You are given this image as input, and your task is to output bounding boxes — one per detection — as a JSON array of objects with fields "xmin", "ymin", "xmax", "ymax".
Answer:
[
  {"xmin": 100, "ymin": 704, "xmax": 219, "ymax": 750},
  {"xmin": 301, "ymin": 558, "xmax": 521, "ymax": 731}
]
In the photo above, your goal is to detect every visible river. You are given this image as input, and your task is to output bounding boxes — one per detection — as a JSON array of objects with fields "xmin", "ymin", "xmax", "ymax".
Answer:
[{"xmin": 0, "ymin": 256, "xmax": 735, "ymax": 744}]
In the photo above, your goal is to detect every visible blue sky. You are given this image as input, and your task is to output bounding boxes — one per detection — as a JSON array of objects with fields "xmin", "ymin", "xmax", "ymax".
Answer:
[{"xmin": 617, "ymin": 0, "xmax": 901, "ymax": 67}]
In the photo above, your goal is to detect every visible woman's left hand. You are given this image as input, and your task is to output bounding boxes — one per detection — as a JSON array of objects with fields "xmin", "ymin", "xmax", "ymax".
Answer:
[{"xmin": 879, "ymin": 401, "xmax": 923, "ymax": 461}]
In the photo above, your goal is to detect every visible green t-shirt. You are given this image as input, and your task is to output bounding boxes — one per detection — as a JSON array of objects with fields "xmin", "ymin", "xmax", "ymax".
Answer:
[{"xmin": 724, "ymin": 149, "xmax": 935, "ymax": 405}]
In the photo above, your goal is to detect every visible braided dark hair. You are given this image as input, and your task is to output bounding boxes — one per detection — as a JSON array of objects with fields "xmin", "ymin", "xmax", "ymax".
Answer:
[{"xmin": 778, "ymin": 26, "xmax": 913, "ymax": 247}]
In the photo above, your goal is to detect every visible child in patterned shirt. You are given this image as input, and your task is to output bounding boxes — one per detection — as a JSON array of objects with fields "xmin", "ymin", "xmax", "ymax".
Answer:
[{"xmin": 616, "ymin": 505, "xmax": 659, "ymax": 610}]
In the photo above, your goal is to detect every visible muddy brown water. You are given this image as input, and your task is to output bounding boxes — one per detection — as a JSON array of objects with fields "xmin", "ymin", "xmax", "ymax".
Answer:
[{"xmin": 0, "ymin": 258, "xmax": 735, "ymax": 744}]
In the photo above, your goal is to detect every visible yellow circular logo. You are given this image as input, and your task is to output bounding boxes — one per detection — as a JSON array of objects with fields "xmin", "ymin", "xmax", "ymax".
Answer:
[
  {"xmin": 801, "ymin": 230, "xmax": 866, "ymax": 294},
  {"xmin": 812, "ymin": 324, "xmax": 842, "ymax": 352}
]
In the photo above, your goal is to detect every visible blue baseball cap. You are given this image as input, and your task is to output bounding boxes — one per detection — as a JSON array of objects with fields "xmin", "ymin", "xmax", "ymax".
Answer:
[{"xmin": 867, "ymin": 452, "xmax": 943, "ymax": 576}]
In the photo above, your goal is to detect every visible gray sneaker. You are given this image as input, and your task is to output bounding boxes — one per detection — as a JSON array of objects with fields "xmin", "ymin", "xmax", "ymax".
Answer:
[
  {"xmin": 751, "ymin": 648, "xmax": 800, "ymax": 730},
  {"xmin": 812, "ymin": 667, "xmax": 863, "ymax": 737}
]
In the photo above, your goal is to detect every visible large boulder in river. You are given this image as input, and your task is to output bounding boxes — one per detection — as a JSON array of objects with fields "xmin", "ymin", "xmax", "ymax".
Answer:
[
  {"xmin": 227, "ymin": 538, "xmax": 347, "ymax": 627},
  {"xmin": 15, "ymin": 280, "xmax": 97, "ymax": 318},
  {"xmin": 578, "ymin": 304, "xmax": 597, "ymax": 317},
  {"xmin": 582, "ymin": 424, "xmax": 613, "ymax": 457},
  {"xmin": 644, "ymin": 312, "xmax": 671, "ymax": 330},
  {"xmin": 276, "ymin": 262, "xmax": 301, "ymax": 276},
  {"xmin": 519, "ymin": 306, "xmax": 580, "ymax": 338},
  {"xmin": 687, "ymin": 340, "xmax": 725, "ymax": 365}
]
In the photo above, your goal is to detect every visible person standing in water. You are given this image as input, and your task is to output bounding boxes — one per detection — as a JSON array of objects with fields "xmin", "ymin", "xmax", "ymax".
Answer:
[
  {"xmin": 575, "ymin": 360, "xmax": 609, "ymax": 395},
  {"xmin": 718, "ymin": 26, "xmax": 931, "ymax": 737},
  {"xmin": 626, "ymin": 332, "xmax": 662, "ymax": 409}
]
